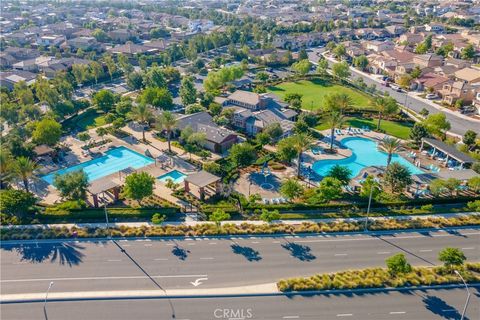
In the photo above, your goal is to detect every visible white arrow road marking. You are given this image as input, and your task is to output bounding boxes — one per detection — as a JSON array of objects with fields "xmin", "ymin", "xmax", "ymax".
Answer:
[{"xmin": 190, "ymin": 277, "xmax": 208, "ymax": 287}]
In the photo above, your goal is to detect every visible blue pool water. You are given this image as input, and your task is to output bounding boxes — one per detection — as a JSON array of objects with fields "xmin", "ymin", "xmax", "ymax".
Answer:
[
  {"xmin": 42, "ymin": 146, "xmax": 154, "ymax": 184},
  {"xmin": 312, "ymin": 137, "xmax": 423, "ymax": 178},
  {"xmin": 158, "ymin": 170, "xmax": 187, "ymax": 184}
]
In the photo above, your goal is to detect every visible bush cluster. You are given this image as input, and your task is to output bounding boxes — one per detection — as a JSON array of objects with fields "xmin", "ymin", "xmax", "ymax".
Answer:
[
  {"xmin": 278, "ymin": 263, "xmax": 480, "ymax": 292},
  {"xmin": 1, "ymin": 215, "xmax": 479, "ymax": 241}
]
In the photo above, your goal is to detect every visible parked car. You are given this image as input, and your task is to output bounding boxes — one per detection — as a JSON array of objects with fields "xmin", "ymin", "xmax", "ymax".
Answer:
[
  {"xmin": 460, "ymin": 105, "xmax": 476, "ymax": 114},
  {"xmin": 426, "ymin": 93, "xmax": 438, "ymax": 100},
  {"xmin": 390, "ymin": 84, "xmax": 402, "ymax": 92}
]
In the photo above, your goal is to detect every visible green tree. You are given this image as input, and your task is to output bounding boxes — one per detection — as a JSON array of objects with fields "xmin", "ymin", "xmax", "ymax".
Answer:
[
  {"xmin": 0, "ymin": 189, "xmax": 36, "ymax": 219},
  {"xmin": 156, "ymin": 111, "xmax": 178, "ymax": 153},
  {"xmin": 284, "ymin": 93, "xmax": 303, "ymax": 111},
  {"xmin": 130, "ymin": 103, "xmax": 153, "ymax": 141},
  {"xmin": 13, "ymin": 157, "xmax": 38, "ymax": 192},
  {"xmin": 122, "ymin": 172, "xmax": 155, "ymax": 205},
  {"xmin": 180, "ymin": 76, "xmax": 197, "ymax": 106},
  {"xmin": 430, "ymin": 179, "xmax": 448, "ymax": 196},
  {"xmin": 316, "ymin": 58, "xmax": 329, "ymax": 76},
  {"xmin": 316, "ymin": 177, "xmax": 343, "ymax": 202},
  {"xmin": 333, "ymin": 44, "xmax": 346, "ymax": 58},
  {"xmin": 209, "ymin": 208, "xmax": 230, "ymax": 228},
  {"xmin": 228, "ymin": 143, "xmax": 257, "ymax": 167},
  {"xmin": 326, "ymin": 165, "xmax": 351, "ymax": 186},
  {"xmin": 291, "ymin": 133, "xmax": 314, "ymax": 177},
  {"xmin": 139, "ymin": 87, "xmax": 173, "ymax": 110},
  {"xmin": 332, "ymin": 61, "xmax": 351, "ymax": 81},
  {"xmin": 103, "ymin": 55, "xmax": 117, "ymax": 80},
  {"xmin": 151, "ymin": 213, "xmax": 166, "ymax": 225},
  {"xmin": 463, "ymin": 130, "xmax": 477, "ymax": 150},
  {"xmin": 256, "ymin": 71, "xmax": 269, "ymax": 83},
  {"xmin": 423, "ymin": 113, "xmax": 451, "ymax": 139},
  {"xmin": 93, "ymin": 89, "xmax": 116, "ymax": 113},
  {"xmin": 0, "ymin": 149, "xmax": 13, "ymax": 188},
  {"xmin": 360, "ymin": 175, "xmax": 382, "ymax": 199},
  {"xmin": 276, "ymin": 137, "xmax": 298, "ymax": 163},
  {"xmin": 386, "ymin": 253, "xmax": 412, "ymax": 275},
  {"xmin": 371, "ymin": 96, "xmax": 399, "ymax": 130},
  {"xmin": 127, "ymin": 72, "xmax": 144, "ymax": 90},
  {"xmin": 410, "ymin": 65, "xmax": 422, "ymax": 79},
  {"xmin": 77, "ymin": 132, "xmax": 91, "ymax": 147},
  {"xmin": 32, "ymin": 118, "xmax": 62, "ymax": 146},
  {"xmin": 353, "ymin": 55, "xmax": 369, "ymax": 71},
  {"xmin": 72, "ymin": 64, "xmax": 89, "ymax": 86},
  {"xmin": 409, "ymin": 123, "xmax": 429, "ymax": 146},
  {"xmin": 325, "ymin": 110, "xmax": 344, "ymax": 150},
  {"xmin": 291, "ymin": 59, "xmax": 312, "ymax": 76},
  {"xmin": 298, "ymin": 48, "xmax": 308, "ymax": 60},
  {"xmin": 89, "ymin": 61, "xmax": 104, "ymax": 84},
  {"xmin": 96, "ymin": 127, "xmax": 108, "ymax": 142},
  {"xmin": 279, "ymin": 178, "xmax": 304, "ymax": 200},
  {"xmin": 384, "ymin": 162, "xmax": 412, "ymax": 194},
  {"xmin": 438, "ymin": 247, "xmax": 466, "ymax": 268},
  {"xmin": 461, "ymin": 44, "xmax": 475, "ymax": 60},
  {"xmin": 53, "ymin": 170, "xmax": 89, "ymax": 201},
  {"xmin": 260, "ymin": 209, "xmax": 281, "ymax": 223},
  {"xmin": 263, "ymin": 123, "xmax": 283, "ymax": 141},
  {"xmin": 378, "ymin": 137, "xmax": 401, "ymax": 167},
  {"xmin": 185, "ymin": 103, "xmax": 207, "ymax": 114},
  {"xmin": 467, "ymin": 176, "xmax": 480, "ymax": 193},
  {"xmin": 144, "ymin": 66, "xmax": 166, "ymax": 88}
]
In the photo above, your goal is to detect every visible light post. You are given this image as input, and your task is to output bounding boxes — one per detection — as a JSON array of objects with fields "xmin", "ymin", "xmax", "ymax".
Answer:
[
  {"xmin": 454, "ymin": 270, "xmax": 471, "ymax": 320},
  {"xmin": 364, "ymin": 179, "xmax": 379, "ymax": 232},
  {"xmin": 104, "ymin": 202, "xmax": 111, "ymax": 239},
  {"xmin": 44, "ymin": 281, "xmax": 54, "ymax": 309}
]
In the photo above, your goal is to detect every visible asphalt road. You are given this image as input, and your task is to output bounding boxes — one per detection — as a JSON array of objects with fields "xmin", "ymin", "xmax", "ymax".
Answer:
[
  {"xmin": 307, "ymin": 49, "xmax": 480, "ymax": 136},
  {"xmin": 1, "ymin": 229, "xmax": 479, "ymax": 295},
  {"xmin": 2, "ymin": 288, "xmax": 479, "ymax": 320}
]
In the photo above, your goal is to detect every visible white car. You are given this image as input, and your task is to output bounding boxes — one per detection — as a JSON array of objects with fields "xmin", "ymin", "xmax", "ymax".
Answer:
[
  {"xmin": 390, "ymin": 84, "xmax": 402, "ymax": 92},
  {"xmin": 426, "ymin": 93, "xmax": 438, "ymax": 100}
]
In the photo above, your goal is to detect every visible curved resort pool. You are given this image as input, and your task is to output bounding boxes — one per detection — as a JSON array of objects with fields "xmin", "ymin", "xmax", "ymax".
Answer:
[{"xmin": 312, "ymin": 137, "xmax": 423, "ymax": 178}]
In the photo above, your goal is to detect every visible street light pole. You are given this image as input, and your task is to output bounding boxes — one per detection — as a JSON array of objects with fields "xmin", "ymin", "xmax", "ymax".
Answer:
[
  {"xmin": 104, "ymin": 202, "xmax": 111, "ymax": 239},
  {"xmin": 364, "ymin": 185, "xmax": 374, "ymax": 232},
  {"xmin": 44, "ymin": 281, "xmax": 54, "ymax": 309},
  {"xmin": 454, "ymin": 270, "xmax": 471, "ymax": 320}
]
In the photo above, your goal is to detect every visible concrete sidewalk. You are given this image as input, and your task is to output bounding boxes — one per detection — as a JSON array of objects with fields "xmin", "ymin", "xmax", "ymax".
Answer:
[{"xmin": 2, "ymin": 212, "xmax": 478, "ymax": 230}]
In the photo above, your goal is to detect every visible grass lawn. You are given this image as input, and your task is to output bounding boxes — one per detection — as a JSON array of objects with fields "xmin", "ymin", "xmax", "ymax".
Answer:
[
  {"xmin": 315, "ymin": 116, "xmax": 413, "ymax": 140},
  {"xmin": 64, "ymin": 109, "xmax": 107, "ymax": 131},
  {"xmin": 268, "ymin": 78, "xmax": 372, "ymax": 111}
]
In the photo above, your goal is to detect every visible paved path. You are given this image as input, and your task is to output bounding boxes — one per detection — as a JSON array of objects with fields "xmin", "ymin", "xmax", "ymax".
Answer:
[
  {"xmin": 1, "ymin": 229, "xmax": 478, "ymax": 295},
  {"xmin": 2, "ymin": 288, "xmax": 478, "ymax": 320}
]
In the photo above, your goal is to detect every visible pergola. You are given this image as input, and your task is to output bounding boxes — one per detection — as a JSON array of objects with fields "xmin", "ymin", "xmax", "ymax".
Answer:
[
  {"xmin": 184, "ymin": 170, "xmax": 221, "ymax": 200},
  {"xmin": 33, "ymin": 144, "xmax": 55, "ymax": 157},
  {"xmin": 420, "ymin": 138, "xmax": 475, "ymax": 168},
  {"xmin": 88, "ymin": 178, "xmax": 121, "ymax": 208}
]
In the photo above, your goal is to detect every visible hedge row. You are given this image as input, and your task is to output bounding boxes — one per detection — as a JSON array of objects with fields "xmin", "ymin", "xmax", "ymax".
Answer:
[
  {"xmin": 278, "ymin": 263, "xmax": 480, "ymax": 292},
  {"xmin": 2, "ymin": 214, "xmax": 479, "ymax": 240},
  {"xmin": 34, "ymin": 207, "xmax": 180, "ymax": 224}
]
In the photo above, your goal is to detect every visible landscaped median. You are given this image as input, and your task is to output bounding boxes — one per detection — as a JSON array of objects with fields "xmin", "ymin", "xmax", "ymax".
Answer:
[
  {"xmin": 1, "ymin": 214, "xmax": 479, "ymax": 240},
  {"xmin": 278, "ymin": 262, "xmax": 480, "ymax": 292}
]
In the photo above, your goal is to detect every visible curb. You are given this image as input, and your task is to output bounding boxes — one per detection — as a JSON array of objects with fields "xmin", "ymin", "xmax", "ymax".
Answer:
[
  {"xmin": 2, "ymin": 283, "xmax": 478, "ymax": 304},
  {"xmin": 1, "ymin": 225, "xmax": 479, "ymax": 245}
]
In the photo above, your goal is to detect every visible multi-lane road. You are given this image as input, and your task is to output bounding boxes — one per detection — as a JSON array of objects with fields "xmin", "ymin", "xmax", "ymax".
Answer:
[
  {"xmin": 2, "ymin": 288, "xmax": 479, "ymax": 320},
  {"xmin": 1, "ymin": 229, "xmax": 479, "ymax": 295},
  {"xmin": 307, "ymin": 49, "xmax": 480, "ymax": 136}
]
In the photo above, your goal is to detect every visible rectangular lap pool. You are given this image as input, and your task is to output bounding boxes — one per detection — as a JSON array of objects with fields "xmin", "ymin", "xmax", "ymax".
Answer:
[
  {"xmin": 42, "ymin": 146, "xmax": 154, "ymax": 184},
  {"xmin": 158, "ymin": 170, "xmax": 187, "ymax": 184}
]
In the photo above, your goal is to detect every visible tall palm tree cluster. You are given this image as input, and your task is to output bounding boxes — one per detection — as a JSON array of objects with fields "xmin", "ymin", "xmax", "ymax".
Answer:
[
  {"xmin": 323, "ymin": 93, "xmax": 351, "ymax": 151},
  {"xmin": 0, "ymin": 150, "xmax": 38, "ymax": 192}
]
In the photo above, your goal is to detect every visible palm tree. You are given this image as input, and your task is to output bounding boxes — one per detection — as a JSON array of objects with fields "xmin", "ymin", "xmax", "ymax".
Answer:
[
  {"xmin": 378, "ymin": 137, "xmax": 401, "ymax": 167},
  {"xmin": 371, "ymin": 97, "xmax": 399, "ymax": 130},
  {"xmin": 292, "ymin": 133, "xmax": 314, "ymax": 178},
  {"xmin": 325, "ymin": 110, "xmax": 344, "ymax": 151},
  {"xmin": 156, "ymin": 111, "xmax": 178, "ymax": 153},
  {"xmin": 130, "ymin": 103, "xmax": 153, "ymax": 142},
  {"xmin": 0, "ymin": 149, "xmax": 13, "ymax": 188},
  {"xmin": 335, "ymin": 93, "xmax": 353, "ymax": 114},
  {"xmin": 14, "ymin": 157, "xmax": 38, "ymax": 192}
]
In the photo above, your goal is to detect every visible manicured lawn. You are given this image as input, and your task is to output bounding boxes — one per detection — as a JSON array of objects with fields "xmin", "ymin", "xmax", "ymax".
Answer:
[
  {"xmin": 268, "ymin": 78, "xmax": 373, "ymax": 111},
  {"xmin": 64, "ymin": 109, "xmax": 107, "ymax": 131},
  {"xmin": 315, "ymin": 116, "xmax": 413, "ymax": 140}
]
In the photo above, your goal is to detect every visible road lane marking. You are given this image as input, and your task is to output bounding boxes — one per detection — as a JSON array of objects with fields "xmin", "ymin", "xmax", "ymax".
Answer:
[
  {"xmin": 107, "ymin": 259, "xmax": 121, "ymax": 262},
  {"xmin": 1, "ymin": 274, "xmax": 209, "ymax": 283},
  {"xmin": 187, "ymin": 243, "xmax": 196, "ymax": 246},
  {"xmin": 209, "ymin": 242, "xmax": 217, "ymax": 245},
  {"xmin": 334, "ymin": 253, "xmax": 348, "ymax": 256},
  {"xmin": 200, "ymin": 257, "xmax": 214, "ymax": 260},
  {"xmin": 166, "ymin": 243, "xmax": 174, "ymax": 246},
  {"xmin": 462, "ymin": 247, "xmax": 475, "ymax": 250},
  {"xmin": 294, "ymin": 232, "xmax": 480, "ymax": 243},
  {"xmin": 144, "ymin": 244, "xmax": 153, "ymax": 247},
  {"xmin": 389, "ymin": 311, "xmax": 406, "ymax": 315},
  {"xmin": 336, "ymin": 314, "xmax": 353, "ymax": 317},
  {"xmin": 283, "ymin": 316, "xmax": 299, "ymax": 319},
  {"xmin": 419, "ymin": 249, "xmax": 432, "ymax": 252},
  {"xmin": 377, "ymin": 251, "xmax": 391, "ymax": 254},
  {"xmin": 154, "ymin": 258, "xmax": 168, "ymax": 261},
  {"xmin": 252, "ymin": 241, "xmax": 259, "ymax": 244},
  {"xmin": 272, "ymin": 241, "xmax": 281, "ymax": 243}
]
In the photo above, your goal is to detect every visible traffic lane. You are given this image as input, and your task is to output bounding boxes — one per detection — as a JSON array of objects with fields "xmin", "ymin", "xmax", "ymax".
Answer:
[
  {"xmin": 1, "ymin": 288, "xmax": 478, "ymax": 320},
  {"xmin": 1, "ymin": 230, "xmax": 479, "ymax": 294}
]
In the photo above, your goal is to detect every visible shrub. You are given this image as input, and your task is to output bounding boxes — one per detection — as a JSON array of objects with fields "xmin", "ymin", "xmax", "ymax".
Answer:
[
  {"xmin": 420, "ymin": 204, "xmax": 434, "ymax": 212},
  {"xmin": 151, "ymin": 213, "xmax": 166, "ymax": 225},
  {"xmin": 438, "ymin": 247, "xmax": 466, "ymax": 268},
  {"xmin": 386, "ymin": 253, "xmax": 412, "ymax": 275}
]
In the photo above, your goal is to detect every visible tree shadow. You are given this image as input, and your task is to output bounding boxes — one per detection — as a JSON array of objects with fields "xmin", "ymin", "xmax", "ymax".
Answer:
[
  {"xmin": 281, "ymin": 242, "xmax": 316, "ymax": 261},
  {"xmin": 1, "ymin": 242, "xmax": 85, "ymax": 267},
  {"xmin": 422, "ymin": 295, "xmax": 464, "ymax": 320},
  {"xmin": 231, "ymin": 244, "xmax": 262, "ymax": 262},
  {"xmin": 172, "ymin": 244, "xmax": 190, "ymax": 261}
]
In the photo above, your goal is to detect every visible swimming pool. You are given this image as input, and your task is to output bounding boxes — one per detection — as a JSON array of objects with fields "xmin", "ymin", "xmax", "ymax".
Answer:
[
  {"xmin": 312, "ymin": 137, "xmax": 423, "ymax": 178},
  {"xmin": 158, "ymin": 170, "xmax": 187, "ymax": 184},
  {"xmin": 42, "ymin": 146, "xmax": 154, "ymax": 184}
]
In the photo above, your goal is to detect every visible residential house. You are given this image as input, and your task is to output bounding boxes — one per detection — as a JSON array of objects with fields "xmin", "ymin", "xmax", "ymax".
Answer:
[
  {"xmin": 440, "ymin": 81, "xmax": 476, "ymax": 105},
  {"xmin": 36, "ymin": 34, "xmax": 66, "ymax": 47},
  {"xmin": 226, "ymin": 90, "xmax": 270, "ymax": 111},
  {"xmin": 412, "ymin": 72, "xmax": 449, "ymax": 92},
  {"xmin": 66, "ymin": 37, "xmax": 100, "ymax": 51},
  {"xmin": 108, "ymin": 42, "xmax": 158, "ymax": 56},
  {"xmin": 413, "ymin": 54, "xmax": 443, "ymax": 68},
  {"xmin": 175, "ymin": 112, "xmax": 238, "ymax": 153},
  {"xmin": 0, "ymin": 70, "xmax": 37, "ymax": 90},
  {"xmin": 108, "ymin": 29, "xmax": 137, "ymax": 43},
  {"xmin": 454, "ymin": 67, "xmax": 480, "ymax": 84},
  {"xmin": 425, "ymin": 23, "xmax": 445, "ymax": 33}
]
